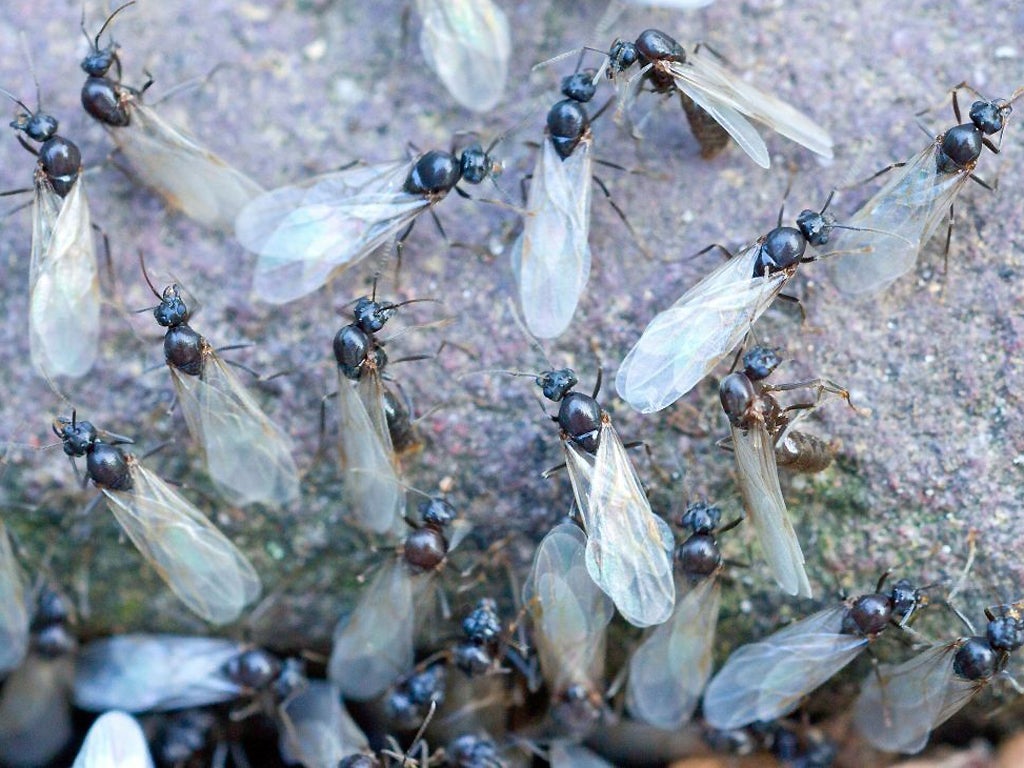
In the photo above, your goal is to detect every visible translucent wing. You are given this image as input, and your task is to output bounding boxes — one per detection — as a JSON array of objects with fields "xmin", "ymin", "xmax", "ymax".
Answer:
[
  {"xmin": 337, "ymin": 370, "xmax": 406, "ymax": 536},
  {"xmin": 549, "ymin": 741, "xmax": 615, "ymax": 768},
  {"xmin": 415, "ymin": 0, "xmax": 510, "ymax": 112},
  {"xmin": 666, "ymin": 51, "xmax": 834, "ymax": 162},
  {"xmin": 0, "ymin": 521, "xmax": 29, "ymax": 675},
  {"xmin": 524, "ymin": 523, "xmax": 613, "ymax": 692},
  {"xmin": 236, "ymin": 161, "xmax": 427, "ymax": 304},
  {"xmin": 827, "ymin": 142, "xmax": 967, "ymax": 295},
  {"xmin": 0, "ymin": 653, "xmax": 74, "ymax": 766},
  {"xmin": 73, "ymin": 635, "xmax": 245, "ymax": 712},
  {"xmin": 731, "ymin": 420, "xmax": 812, "ymax": 597},
  {"xmin": 626, "ymin": 574, "xmax": 721, "ymax": 727},
  {"xmin": 328, "ymin": 558, "xmax": 422, "ymax": 700},
  {"xmin": 702, "ymin": 606, "xmax": 866, "ymax": 729},
  {"xmin": 110, "ymin": 102, "xmax": 264, "ymax": 231},
  {"xmin": 170, "ymin": 347, "xmax": 300, "ymax": 507},
  {"xmin": 615, "ymin": 243, "xmax": 787, "ymax": 413},
  {"xmin": 575, "ymin": 419, "xmax": 676, "ymax": 627},
  {"xmin": 672, "ymin": 77, "xmax": 770, "ymax": 168},
  {"xmin": 512, "ymin": 136, "xmax": 593, "ymax": 339},
  {"xmin": 853, "ymin": 642, "xmax": 975, "ymax": 754},
  {"xmin": 71, "ymin": 711, "xmax": 154, "ymax": 768},
  {"xmin": 102, "ymin": 459, "xmax": 262, "ymax": 624},
  {"xmin": 279, "ymin": 680, "xmax": 369, "ymax": 768},
  {"xmin": 29, "ymin": 177, "xmax": 100, "ymax": 380}
]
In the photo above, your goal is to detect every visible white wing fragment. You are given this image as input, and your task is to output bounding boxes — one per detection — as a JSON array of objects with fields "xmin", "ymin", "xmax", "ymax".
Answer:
[
  {"xmin": 627, "ymin": 575, "xmax": 721, "ymax": 727},
  {"xmin": 415, "ymin": 0, "xmax": 511, "ymax": 112},
  {"xmin": 71, "ymin": 711, "xmax": 153, "ymax": 768},
  {"xmin": 512, "ymin": 134, "xmax": 593, "ymax": 339},
  {"xmin": 567, "ymin": 420, "xmax": 675, "ymax": 627},
  {"xmin": 171, "ymin": 348, "xmax": 300, "ymax": 508},
  {"xmin": 73, "ymin": 635, "xmax": 245, "ymax": 713},
  {"xmin": 0, "ymin": 522, "xmax": 29, "ymax": 676},
  {"xmin": 29, "ymin": 176, "xmax": 100, "ymax": 380},
  {"xmin": 111, "ymin": 102, "xmax": 264, "ymax": 231},
  {"xmin": 731, "ymin": 420, "xmax": 811, "ymax": 597},
  {"xmin": 102, "ymin": 459, "xmax": 261, "ymax": 625},
  {"xmin": 236, "ymin": 161, "xmax": 426, "ymax": 304},
  {"xmin": 703, "ymin": 606, "xmax": 866, "ymax": 729},
  {"xmin": 615, "ymin": 243, "xmax": 786, "ymax": 413}
]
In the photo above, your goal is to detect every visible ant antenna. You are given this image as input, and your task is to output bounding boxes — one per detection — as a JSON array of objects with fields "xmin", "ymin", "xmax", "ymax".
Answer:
[
  {"xmin": 138, "ymin": 251, "xmax": 162, "ymax": 300},
  {"xmin": 505, "ymin": 298, "xmax": 555, "ymax": 370},
  {"xmin": 0, "ymin": 87, "xmax": 31, "ymax": 115},
  {"xmin": 89, "ymin": 1, "xmax": 136, "ymax": 51}
]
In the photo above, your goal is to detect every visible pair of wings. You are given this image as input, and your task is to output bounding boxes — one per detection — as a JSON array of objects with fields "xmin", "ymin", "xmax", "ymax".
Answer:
[
  {"xmin": 615, "ymin": 240, "xmax": 789, "ymax": 413},
  {"xmin": 626, "ymin": 573, "xmax": 721, "ymax": 728},
  {"xmin": 29, "ymin": 176, "xmax": 100, "ymax": 380},
  {"xmin": 415, "ymin": 0, "xmax": 510, "ymax": 112},
  {"xmin": 236, "ymin": 160, "xmax": 431, "ymax": 304},
  {"xmin": 616, "ymin": 44, "xmax": 833, "ymax": 168},
  {"xmin": 731, "ymin": 420, "xmax": 813, "ymax": 597},
  {"xmin": 278, "ymin": 680, "xmax": 369, "ymax": 768},
  {"xmin": 169, "ymin": 345, "xmax": 300, "ymax": 508},
  {"xmin": 336, "ymin": 368, "xmax": 407, "ymax": 536},
  {"xmin": 524, "ymin": 523, "xmax": 614, "ymax": 695},
  {"xmin": 0, "ymin": 522, "xmax": 29, "ymax": 676},
  {"xmin": 101, "ymin": 458, "xmax": 262, "ymax": 625},
  {"xmin": 70, "ymin": 711, "xmax": 153, "ymax": 768},
  {"xmin": 702, "ymin": 604, "xmax": 868, "ymax": 729},
  {"xmin": 512, "ymin": 135, "xmax": 594, "ymax": 340},
  {"xmin": 853, "ymin": 641, "xmax": 984, "ymax": 754},
  {"xmin": 563, "ymin": 419, "xmax": 676, "ymax": 627},
  {"xmin": 73, "ymin": 634, "xmax": 249, "ymax": 712},
  {"xmin": 828, "ymin": 139, "xmax": 973, "ymax": 295},
  {"xmin": 111, "ymin": 98, "xmax": 264, "ymax": 232}
]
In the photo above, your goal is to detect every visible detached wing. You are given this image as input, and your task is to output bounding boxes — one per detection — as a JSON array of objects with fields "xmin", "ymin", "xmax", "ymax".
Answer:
[
  {"xmin": 415, "ymin": 0, "xmax": 510, "ymax": 111},
  {"xmin": 278, "ymin": 680, "xmax": 369, "ymax": 768},
  {"xmin": 337, "ymin": 370, "xmax": 406, "ymax": 536},
  {"xmin": 827, "ymin": 142, "xmax": 966, "ymax": 295},
  {"xmin": 512, "ymin": 136, "xmax": 594, "ymax": 339},
  {"xmin": 171, "ymin": 351, "xmax": 300, "ymax": 507},
  {"xmin": 0, "ymin": 521, "xmax": 29, "ymax": 675},
  {"xmin": 731, "ymin": 420, "xmax": 812, "ymax": 597},
  {"xmin": 102, "ymin": 461, "xmax": 261, "ymax": 624},
  {"xmin": 627, "ymin": 574, "xmax": 721, "ymax": 727},
  {"xmin": 328, "ymin": 559, "xmax": 422, "ymax": 700},
  {"xmin": 28, "ymin": 177, "xmax": 100, "ymax": 380},
  {"xmin": 236, "ymin": 161, "xmax": 427, "ymax": 304},
  {"xmin": 579, "ymin": 421, "xmax": 676, "ymax": 627},
  {"xmin": 853, "ymin": 642, "xmax": 975, "ymax": 754},
  {"xmin": 71, "ymin": 711, "xmax": 153, "ymax": 768},
  {"xmin": 703, "ymin": 606, "xmax": 865, "ymax": 729},
  {"xmin": 666, "ymin": 51, "xmax": 834, "ymax": 164},
  {"xmin": 113, "ymin": 102, "xmax": 264, "ymax": 231},
  {"xmin": 73, "ymin": 635, "xmax": 244, "ymax": 712},
  {"xmin": 615, "ymin": 243, "xmax": 786, "ymax": 413}
]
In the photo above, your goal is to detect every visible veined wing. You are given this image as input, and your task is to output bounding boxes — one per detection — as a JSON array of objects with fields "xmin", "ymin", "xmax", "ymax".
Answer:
[
  {"xmin": 615, "ymin": 243, "xmax": 785, "ymax": 413},
  {"xmin": 71, "ymin": 711, "xmax": 153, "ymax": 768},
  {"xmin": 524, "ymin": 524, "xmax": 613, "ymax": 692},
  {"xmin": 582, "ymin": 419, "xmax": 675, "ymax": 627},
  {"xmin": 702, "ymin": 606, "xmax": 864, "ymax": 729},
  {"xmin": 328, "ymin": 558, "xmax": 420, "ymax": 700},
  {"xmin": 731, "ymin": 420, "xmax": 812, "ymax": 597},
  {"xmin": 29, "ymin": 177, "xmax": 100, "ymax": 380},
  {"xmin": 237, "ymin": 160, "xmax": 426, "ymax": 304},
  {"xmin": 278, "ymin": 680, "xmax": 369, "ymax": 768},
  {"xmin": 170, "ymin": 349, "xmax": 300, "ymax": 507},
  {"xmin": 337, "ymin": 370, "xmax": 405, "ymax": 536},
  {"xmin": 549, "ymin": 741, "xmax": 615, "ymax": 768},
  {"xmin": 415, "ymin": 0, "xmax": 510, "ymax": 112},
  {"xmin": 667, "ymin": 52, "xmax": 834, "ymax": 161},
  {"xmin": 827, "ymin": 142, "xmax": 966, "ymax": 295},
  {"xmin": 112, "ymin": 102, "xmax": 264, "ymax": 231},
  {"xmin": 512, "ymin": 136, "xmax": 593, "ymax": 339},
  {"xmin": 102, "ymin": 459, "xmax": 261, "ymax": 624},
  {"xmin": 852, "ymin": 642, "xmax": 963, "ymax": 754},
  {"xmin": 626, "ymin": 575, "xmax": 721, "ymax": 727},
  {"xmin": 73, "ymin": 635, "xmax": 244, "ymax": 712},
  {"xmin": 0, "ymin": 521, "xmax": 29, "ymax": 675}
]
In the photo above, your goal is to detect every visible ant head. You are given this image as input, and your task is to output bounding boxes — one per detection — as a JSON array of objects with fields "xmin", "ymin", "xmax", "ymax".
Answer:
[
  {"xmin": 459, "ymin": 142, "xmax": 502, "ymax": 184},
  {"xmin": 742, "ymin": 346, "xmax": 782, "ymax": 381},
  {"xmin": 608, "ymin": 39, "xmax": 638, "ymax": 73},
  {"xmin": 80, "ymin": 1, "xmax": 135, "ymax": 76},
  {"xmin": 154, "ymin": 284, "xmax": 190, "ymax": 328},
  {"xmin": 969, "ymin": 99, "xmax": 1008, "ymax": 136},
  {"xmin": 353, "ymin": 296, "xmax": 398, "ymax": 334},
  {"xmin": 679, "ymin": 501, "xmax": 722, "ymax": 534},
  {"xmin": 0, "ymin": 88, "xmax": 57, "ymax": 142},
  {"xmin": 535, "ymin": 368, "xmax": 578, "ymax": 402},
  {"xmin": 561, "ymin": 70, "xmax": 598, "ymax": 104},
  {"xmin": 419, "ymin": 497, "xmax": 456, "ymax": 529},
  {"xmin": 52, "ymin": 413, "xmax": 97, "ymax": 457}
]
